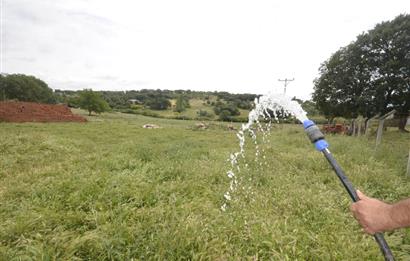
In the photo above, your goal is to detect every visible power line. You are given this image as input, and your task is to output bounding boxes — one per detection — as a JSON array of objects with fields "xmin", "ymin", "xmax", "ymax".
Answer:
[{"xmin": 278, "ymin": 78, "xmax": 294, "ymax": 94}]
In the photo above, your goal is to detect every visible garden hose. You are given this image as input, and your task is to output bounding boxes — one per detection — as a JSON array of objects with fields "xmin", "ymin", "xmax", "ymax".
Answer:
[{"xmin": 303, "ymin": 120, "xmax": 394, "ymax": 261}]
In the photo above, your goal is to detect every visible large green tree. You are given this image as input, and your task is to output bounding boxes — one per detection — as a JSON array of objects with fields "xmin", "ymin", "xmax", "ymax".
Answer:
[
  {"xmin": 78, "ymin": 89, "xmax": 110, "ymax": 115},
  {"xmin": 313, "ymin": 14, "xmax": 410, "ymax": 130},
  {"xmin": 0, "ymin": 74, "xmax": 56, "ymax": 103}
]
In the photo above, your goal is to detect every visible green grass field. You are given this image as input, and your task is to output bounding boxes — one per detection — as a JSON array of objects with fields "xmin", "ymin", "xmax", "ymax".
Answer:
[{"xmin": 1, "ymin": 111, "xmax": 409, "ymax": 260}]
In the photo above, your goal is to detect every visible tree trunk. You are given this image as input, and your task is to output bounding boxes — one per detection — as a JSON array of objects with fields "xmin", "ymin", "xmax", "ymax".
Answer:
[{"xmin": 88, "ymin": 110, "xmax": 92, "ymax": 116}]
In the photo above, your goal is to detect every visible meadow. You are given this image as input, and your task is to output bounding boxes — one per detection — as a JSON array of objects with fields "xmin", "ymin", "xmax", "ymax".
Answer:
[{"xmin": 1, "ymin": 111, "xmax": 409, "ymax": 260}]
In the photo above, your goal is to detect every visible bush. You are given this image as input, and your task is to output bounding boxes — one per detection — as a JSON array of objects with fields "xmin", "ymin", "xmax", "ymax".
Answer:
[
  {"xmin": 214, "ymin": 103, "xmax": 240, "ymax": 116},
  {"xmin": 197, "ymin": 109, "xmax": 211, "ymax": 117},
  {"xmin": 229, "ymin": 117, "xmax": 248, "ymax": 122},
  {"xmin": 218, "ymin": 109, "xmax": 232, "ymax": 121},
  {"xmin": 141, "ymin": 111, "xmax": 160, "ymax": 117},
  {"xmin": 130, "ymin": 104, "xmax": 144, "ymax": 110},
  {"xmin": 145, "ymin": 97, "xmax": 171, "ymax": 110},
  {"xmin": 173, "ymin": 115, "xmax": 193, "ymax": 120}
]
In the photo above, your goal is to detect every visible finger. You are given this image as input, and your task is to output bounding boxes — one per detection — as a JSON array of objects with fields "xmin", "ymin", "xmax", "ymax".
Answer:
[
  {"xmin": 356, "ymin": 190, "xmax": 367, "ymax": 200},
  {"xmin": 351, "ymin": 210, "xmax": 360, "ymax": 221},
  {"xmin": 350, "ymin": 203, "xmax": 357, "ymax": 213}
]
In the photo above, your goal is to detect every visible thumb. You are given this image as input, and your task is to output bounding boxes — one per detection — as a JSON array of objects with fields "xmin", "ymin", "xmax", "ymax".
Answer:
[{"xmin": 356, "ymin": 190, "xmax": 368, "ymax": 200}]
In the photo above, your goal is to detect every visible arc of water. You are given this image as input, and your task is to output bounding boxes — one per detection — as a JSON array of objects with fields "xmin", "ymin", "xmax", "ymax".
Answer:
[{"xmin": 221, "ymin": 93, "xmax": 307, "ymax": 211}]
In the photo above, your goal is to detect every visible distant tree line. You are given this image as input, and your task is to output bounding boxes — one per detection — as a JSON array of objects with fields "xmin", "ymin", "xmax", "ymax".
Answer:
[
  {"xmin": 1, "ymin": 73, "xmax": 321, "ymax": 122},
  {"xmin": 0, "ymin": 74, "xmax": 258, "ymax": 113},
  {"xmin": 214, "ymin": 92, "xmax": 257, "ymax": 110},
  {"xmin": 57, "ymin": 89, "xmax": 259, "ymax": 115}
]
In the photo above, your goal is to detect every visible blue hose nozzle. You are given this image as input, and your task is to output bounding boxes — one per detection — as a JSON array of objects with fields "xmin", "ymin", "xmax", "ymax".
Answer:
[{"xmin": 303, "ymin": 119, "xmax": 328, "ymax": 151}]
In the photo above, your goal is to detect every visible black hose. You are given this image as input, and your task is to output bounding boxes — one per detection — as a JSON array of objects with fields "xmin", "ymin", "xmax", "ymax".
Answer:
[
  {"xmin": 322, "ymin": 148, "xmax": 395, "ymax": 261},
  {"xmin": 322, "ymin": 149, "xmax": 358, "ymax": 201}
]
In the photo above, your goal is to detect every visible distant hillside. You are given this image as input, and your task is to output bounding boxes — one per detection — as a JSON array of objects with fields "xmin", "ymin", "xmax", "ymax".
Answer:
[
  {"xmin": 0, "ymin": 73, "xmax": 328, "ymax": 122},
  {"xmin": 55, "ymin": 89, "xmax": 257, "ymax": 122},
  {"xmin": 54, "ymin": 89, "xmax": 321, "ymax": 122}
]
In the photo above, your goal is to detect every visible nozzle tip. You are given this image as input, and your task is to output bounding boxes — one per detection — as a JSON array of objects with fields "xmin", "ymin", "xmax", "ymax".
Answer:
[{"xmin": 303, "ymin": 119, "xmax": 315, "ymax": 129}]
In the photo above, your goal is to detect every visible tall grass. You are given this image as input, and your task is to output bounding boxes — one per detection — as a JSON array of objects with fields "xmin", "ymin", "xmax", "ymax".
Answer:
[{"xmin": 0, "ymin": 111, "xmax": 409, "ymax": 260}]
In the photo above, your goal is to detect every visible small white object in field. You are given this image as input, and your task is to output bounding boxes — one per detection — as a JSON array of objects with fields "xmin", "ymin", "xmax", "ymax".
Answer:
[{"xmin": 143, "ymin": 124, "xmax": 160, "ymax": 129}]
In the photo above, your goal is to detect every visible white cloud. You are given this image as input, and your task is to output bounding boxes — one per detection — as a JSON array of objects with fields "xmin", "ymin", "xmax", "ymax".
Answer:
[{"xmin": 2, "ymin": 0, "xmax": 409, "ymax": 99}]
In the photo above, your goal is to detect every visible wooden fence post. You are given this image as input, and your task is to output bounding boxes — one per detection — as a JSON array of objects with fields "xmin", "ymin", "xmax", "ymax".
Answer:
[
  {"xmin": 364, "ymin": 119, "xmax": 370, "ymax": 135},
  {"xmin": 365, "ymin": 114, "xmax": 380, "ymax": 136},
  {"xmin": 375, "ymin": 110, "xmax": 396, "ymax": 148},
  {"xmin": 352, "ymin": 120, "xmax": 356, "ymax": 136},
  {"xmin": 407, "ymin": 149, "xmax": 410, "ymax": 177},
  {"xmin": 376, "ymin": 119, "xmax": 385, "ymax": 147}
]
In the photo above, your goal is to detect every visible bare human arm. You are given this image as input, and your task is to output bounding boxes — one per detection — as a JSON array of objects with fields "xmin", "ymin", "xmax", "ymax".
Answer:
[{"xmin": 350, "ymin": 190, "xmax": 410, "ymax": 235}]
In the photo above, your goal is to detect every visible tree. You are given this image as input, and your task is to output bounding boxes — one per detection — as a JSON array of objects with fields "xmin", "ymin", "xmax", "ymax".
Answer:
[
  {"xmin": 174, "ymin": 94, "xmax": 186, "ymax": 113},
  {"xmin": 0, "ymin": 74, "xmax": 56, "ymax": 103},
  {"xmin": 301, "ymin": 100, "xmax": 320, "ymax": 117},
  {"xmin": 78, "ymin": 89, "xmax": 110, "ymax": 116},
  {"xmin": 313, "ymin": 14, "xmax": 410, "ymax": 130}
]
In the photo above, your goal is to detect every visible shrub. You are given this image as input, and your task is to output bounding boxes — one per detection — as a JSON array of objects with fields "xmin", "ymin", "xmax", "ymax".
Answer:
[{"xmin": 197, "ymin": 109, "xmax": 210, "ymax": 117}]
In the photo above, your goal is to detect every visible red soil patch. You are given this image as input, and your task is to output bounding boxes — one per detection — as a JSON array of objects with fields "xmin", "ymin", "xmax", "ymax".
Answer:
[{"xmin": 0, "ymin": 101, "xmax": 87, "ymax": 123}]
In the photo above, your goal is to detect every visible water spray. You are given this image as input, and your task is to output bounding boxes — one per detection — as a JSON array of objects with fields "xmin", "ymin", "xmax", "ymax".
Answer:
[{"xmin": 303, "ymin": 119, "xmax": 394, "ymax": 261}]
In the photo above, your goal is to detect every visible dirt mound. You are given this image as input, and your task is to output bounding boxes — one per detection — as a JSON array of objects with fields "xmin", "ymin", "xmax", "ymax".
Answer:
[{"xmin": 0, "ymin": 101, "xmax": 87, "ymax": 123}]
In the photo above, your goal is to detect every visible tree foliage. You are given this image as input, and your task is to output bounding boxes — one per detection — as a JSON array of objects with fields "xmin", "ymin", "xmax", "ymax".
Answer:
[
  {"xmin": 145, "ymin": 96, "xmax": 171, "ymax": 110},
  {"xmin": 174, "ymin": 94, "xmax": 190, "ymax": 113},
  {"xmin": 301, "ymin": 100, "xmax": 320, "ymax": 116},
  {"xmin": 0, "ymin": 74, "xmax": 56, "ymax": 103},
  {"xmin": 215, "ymin": 92, "xmax": 256, "ymax": 110},
  {"xmin": 213, "ymin": 102, "xmax": 240, "ymax": 116},
  {"xmin": 213, "ymin": 101, "xmax": 240, "ymax": 121},
  {"xmin": 100, "ymin": 91, "xmax": 128, "ymax": 109},
  {"xmin": 313, "ymin": 14, "xmax": 410, "ymax": 123},
  {"xmin": 197, "ymin": 109, "xmax": 211, "ymax": 118},
  {"xmin": 78, "ymin": 89, "xmax": 110, "ymax": 115}
]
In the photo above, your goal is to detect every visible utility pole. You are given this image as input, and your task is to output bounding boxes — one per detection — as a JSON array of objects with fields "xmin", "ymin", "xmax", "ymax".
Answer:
[{"xmin": 278, "ymin": 78, "xmax": 294, "ymax": 94}]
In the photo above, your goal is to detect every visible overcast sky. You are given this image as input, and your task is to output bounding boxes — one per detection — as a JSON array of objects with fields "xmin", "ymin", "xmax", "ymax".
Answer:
[{"xmin": 1, "ymin": 0, "xmax": 409, "ymax": 99}]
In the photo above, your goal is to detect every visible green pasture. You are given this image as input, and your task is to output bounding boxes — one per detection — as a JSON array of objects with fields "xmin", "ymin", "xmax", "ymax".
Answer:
[{"xmin": 0, "ymin": 111, "xmax": 409, "ymax": 260}]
